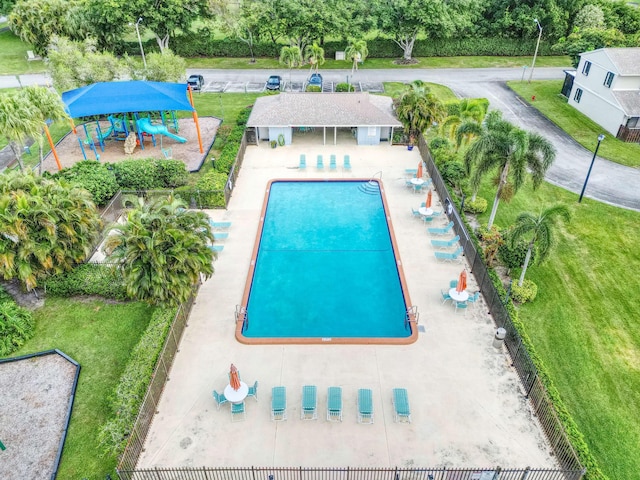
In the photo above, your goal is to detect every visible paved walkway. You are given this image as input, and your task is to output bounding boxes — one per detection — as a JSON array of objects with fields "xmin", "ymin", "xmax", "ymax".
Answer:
[{"xmin": 137, "ymin": 140, "xmax": 556, "ymax": 470}]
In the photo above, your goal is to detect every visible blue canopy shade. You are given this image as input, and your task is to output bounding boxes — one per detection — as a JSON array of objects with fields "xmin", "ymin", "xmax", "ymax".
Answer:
[{"xmin": 61, "ymin": 81, "xmax": 195, "ymax": 118}]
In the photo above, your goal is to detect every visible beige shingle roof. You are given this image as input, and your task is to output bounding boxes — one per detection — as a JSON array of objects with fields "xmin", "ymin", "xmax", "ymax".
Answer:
[
  {"xmin": 603, "ymin": 48, "xmax": 640, "ymax": 76},
  {"xmin": 612, "ymin": 90, "xmax": 640, "ymax": 116},
  {"xmin": 247, "ymin": 92, "xmax": 402, "ymax": 128}
]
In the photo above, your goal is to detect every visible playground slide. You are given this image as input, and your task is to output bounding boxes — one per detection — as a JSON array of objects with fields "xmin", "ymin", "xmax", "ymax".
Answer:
[{"xmin": 137, "ymin": 118, "xmax": 187, "ymax": 143}]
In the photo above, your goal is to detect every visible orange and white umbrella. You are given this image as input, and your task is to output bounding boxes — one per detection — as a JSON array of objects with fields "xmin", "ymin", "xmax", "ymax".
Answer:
[
  {"xmin": 456, "ymin": 270, "xmax": 467, "ymax": 293},
  {"xmin": 229, "ymin": 364, "xmax": 241, "ymax": 391},
  {"xmin": 426, "ymin": 189, "xmax": 432, "ymax": 208},
  {"xmin": 417, "ymin": 162, "xmax": 423, "ymax": 178}
]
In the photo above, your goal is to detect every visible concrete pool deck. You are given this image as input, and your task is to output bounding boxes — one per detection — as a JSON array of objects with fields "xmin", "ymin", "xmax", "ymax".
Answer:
[{"xmin": 137, "ymin": 140, "xmax": 556, "ymax": 469}]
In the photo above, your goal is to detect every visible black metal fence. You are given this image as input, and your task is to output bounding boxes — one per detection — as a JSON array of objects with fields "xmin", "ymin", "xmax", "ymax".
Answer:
[
  {"xmin": 117, "ymin": 466, "xmax": 585, "ymax": 480},
  {"xmin": 417, "ymin": 136, "xmax": 584, "ymax": 475},
  {"xmin": 117, "ymin": 285, "xmax": 199, "ymax": 473}
]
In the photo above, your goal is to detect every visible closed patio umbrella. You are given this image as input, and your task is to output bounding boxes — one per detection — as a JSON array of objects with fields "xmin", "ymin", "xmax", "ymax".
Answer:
[
  {"xmin": 417, "ymin": 162, "xmax": 423, "ymax": 178},
  {"xmin": 229, "ymin": 364, "xmax": 241, "ymax": 391},
  {"xmin": 426, "ymin": 189, "xmax": 432, "ymax": 208},
  {"xmin": 456, "ymin": 270, "xmax": 467, "ymax": 293}
]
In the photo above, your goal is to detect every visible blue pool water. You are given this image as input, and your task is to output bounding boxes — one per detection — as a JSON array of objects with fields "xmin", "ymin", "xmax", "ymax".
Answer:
[{"xmin": 244, "ymin": 181, "xmax": 410, "ymax": 339}]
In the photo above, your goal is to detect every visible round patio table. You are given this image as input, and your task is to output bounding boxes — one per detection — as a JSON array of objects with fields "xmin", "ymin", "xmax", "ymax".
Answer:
[
  {"xmin": 449, "ymin": 289, "xmax": 469, "ymax": 302},
  {"xmin": 224, "ymin": 381, "xmax": 248, "ymax": 404}
]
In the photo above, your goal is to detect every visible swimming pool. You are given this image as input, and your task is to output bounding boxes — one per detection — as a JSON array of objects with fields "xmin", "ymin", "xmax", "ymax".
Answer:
[{"xmin": 237, "ymin": 179, "xmax": 417, "ymax": 345}]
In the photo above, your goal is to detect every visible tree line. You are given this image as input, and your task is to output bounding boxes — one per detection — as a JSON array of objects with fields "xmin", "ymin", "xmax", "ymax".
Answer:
[{"xmin": 5, "ymin": 0, "xmax": 639, "ymax": 61}]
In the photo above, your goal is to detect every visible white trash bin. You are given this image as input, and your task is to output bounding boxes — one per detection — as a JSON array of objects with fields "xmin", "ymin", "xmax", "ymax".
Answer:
[{"xmin": 492, "ymin": 328, "xmax": 506, "ymax": 349}]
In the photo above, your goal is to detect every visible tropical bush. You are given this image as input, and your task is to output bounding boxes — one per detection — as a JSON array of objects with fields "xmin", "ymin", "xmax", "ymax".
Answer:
[
  {"xmin": 112, "ymin": 159, "xmax": 189, "ymax": 191},
  {"xmin": 463, "ymin": 197, "xmax": 488, "ymax": 214},
  {"xmin": 335, "ymin": 83, "xmax": 355, "ymax": 92},
  {"xmin": 175, "ymin": 170, "xmax": 228, "ymax": 208},
  {"xmin": 98, "ymin": 306, "xmax": 175, "ymax": 456},
  {"xmin": 0, "ymin": 300, "xmax": 35, "ymax": 356},
  {"xmin": 498, "ymin": 238, "xmax": 536, "ymax": 271},
  {"xmin": 43, "ymin": 263, "xmax": 127, "ymax": 300},
  {"xmin": 55, "ymin": 161, "xmax": 119, "ymax": 206},
  {"xmin": 439, "ymin": 161, "xmax": 466, "ymax": 189},
  {"xmin": 511, "ymin": 279, "xmax": 538, "ymax": 303},
  {"xmin": 306, "ymin": 85, "xmax": 321, "ymax": 92}
]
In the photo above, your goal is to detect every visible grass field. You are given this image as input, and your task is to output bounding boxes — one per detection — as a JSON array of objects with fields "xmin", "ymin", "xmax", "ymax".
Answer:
[
  {"xmin": 508, "ymin": 80, "xmax": 640, "ymax": 168},
  {"xmin": 0, "ymin": 30, "xmax": 46, "ymax": 75},
  {"xmin": 185, "ymin": 55, "xmax": 571, "ymax": 70},
  {"xmin": 474, "ymin": 179, "xmax": 640, "ymax": 480},
  {"xmin": 4, "ymin": 298, "xmax": 156, "ymax": 479}
]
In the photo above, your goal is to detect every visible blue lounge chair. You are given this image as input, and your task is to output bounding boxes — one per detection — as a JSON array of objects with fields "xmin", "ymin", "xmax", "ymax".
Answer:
[
  {"xmin": 231, "ymin": 401, "xmax": 246, "ymax": 421},
  {"xmin": 357, "ymin": 388, "xmax": 374, "ymax": 424},
  {"xmin": 208, "ymin": 245, "xmax": 224, "ymax": 253},
  {"xmin": 317, "ymin": 155, "xmax": 324, "ymax": 170},
  {"xmin": 434, "ymin": 246, "xmax": 464, "ymax": 263},
  {"xmin": 299, "ymin": 154, "xmax": 306, "ymax": 170},
  {"xmin": 441, "ymin": 289, "xmax": 452, "ymax": 304},
  {"xmin": 428, "ymin": 221, "xmax": 454, "ymax": 236},
  {"xmin": 343, "ymin": 155, "xmax": 351, "ymax": 171},
  {"xmin": 247, "ymin": 380, "xmax": 258, "ymax": 401},
  {"xmin": 431, "ymin": 235, "xmax": 460, "ymax": 249},
  {"xmin": 327, "ymin": 386, "xmax": 343, "ymax": 422},
  {"xmin": 212, "ymin": 390, "xmax": 228, "ymax": 410},
  {"xmin": 392, "ymin": 388, "xmax": 411, "ymax": 423},
  {"xmin": 271, "ymin": 386, "xmax": 287, "ymax": 421},
  {"xmin": 213, "ymin": 232, "xmax": 229, "ymax": 240},
  {"xmin": 329, "ymin": 154, "xmax": 337, "ymax": 171},
  {"xmin": 209, "ymin": 220, "xmax": 232, "ymax": 229},
  {"xmin": 301, "ymin": 385, "xmax": 318, "ymax": 420}
]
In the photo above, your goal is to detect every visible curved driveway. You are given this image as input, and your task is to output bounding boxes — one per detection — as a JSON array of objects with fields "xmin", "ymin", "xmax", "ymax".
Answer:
[{"xmin": 3, "ymin": 67, "xmax": 638, "ymax": 210}]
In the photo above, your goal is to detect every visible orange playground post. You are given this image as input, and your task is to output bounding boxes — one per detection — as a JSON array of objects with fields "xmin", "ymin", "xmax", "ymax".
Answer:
[
  {"xmin": 69, "ymin": 118, "xmax": 77, "ymax": 134},
  {"xmin": 187, "ymin": 85, "xmax": 204, "ymax": 154},
  {"xmin": 44, "ymin": 124, "xmax": 62, "ymax": 171}
]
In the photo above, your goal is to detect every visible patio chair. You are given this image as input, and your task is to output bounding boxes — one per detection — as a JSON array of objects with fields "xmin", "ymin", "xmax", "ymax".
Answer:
[
  {"xmin": 299, "ymin": 154, "xmax": 306, "ymax": 170},
  {"xmin": 213, "ymin": 232, "xmax": 229, "ymax": 240},
  {"xmin": 208, "ymin": 244, "xmax": 224, "ymax": 252},
  {"xmin": 212, "ymin": 390, "xmax": 228, "ymax": 410},
  {"xmin": 231, "ymin": 401, "xmax": 246, "ymax": 421},
  {"xmin": 271, "ymin": 386, "xmax": 287, "ymax": 421},
  {"xmin": 329, "ymin": 154, "xmax": 337, "ymax": 171},
  {"xmin": 247, "ymin": 380, "xmax": 258, "ymax": 401},
  {"xmin": 301, "ymin": 385, "xmax": 318, "ymax": 420},
  {"xmin": 413, "ymin": 183, "xmax": 423, "ymax": 194},
  {"xmin": 434, "ymin": 246, "xmax": 464, "ymax": 263},
  {"xmin": 454, "ymin": 301, "xmax": 468, "ymax": 315},
  {"xmin": 411, "ymin": 207, "xmax": 422, "ymax": 219},
  {"xmin": 209, "ymin": 220, "xmax": 232, "ymax": 229},
  {"xmin": 467, "ymin": 291, "xmax": 480, "ymax": 308},
  {"xmin": 431, "ymin": 235, "xmax": 460, "ymax": 249},
  {"xmin": 343, "ymin": 155, "xmax": 351, "ymax": 171},
  {"xmin": 404, "ymin": 168, "xmax": 418, "ymax": 176},
  {"xmin": 392, "ymin": 388, "xmax": 411, "ymax": 423},
  {"xmin": 317, "ymin": 155, "xmax": 324, "ymax": 170},
  {"xmin": 428, "ymin": 221, "xmax": 454, "ymax": 236},
  {"xmin": 357, "ymin": 388, "xmax": 374, "ymax": 424},
  {"xmin": 449, "ymin": 280, "xmax": 458, "ymax": 289},
  {"xmin": 440, "ymin": 289, "xmax": 452, "ymax": 304},
  {"xmin": 327, "ymin": 386, "xmax": 343, "ymax": 422}
]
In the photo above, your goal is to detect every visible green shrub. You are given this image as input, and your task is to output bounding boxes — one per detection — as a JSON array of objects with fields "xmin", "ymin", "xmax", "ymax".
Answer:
[
  {"xmin": 306, "ymin": 85, "xmax": 321, "ymax": 92},
  {"xmin": 43, "ymin": 264, "xmax": 127, "ymax": 300},
  {"xmin": 429, "ymin": 137, "xmax": 452, "ymax": 151},
  {"xmin": 152, "ymin": 159, "xmax": 189, "ymax": 187},
  {"xmin": 181, "ymin": 170, "xmax": 228, "ymax": 208},
  {"xmin": 55, "ymin": 161, "xmax": 119, "ymax": 206},
  {"xmin": 498, "ymin": 238, "xmax": 536, "ymax": 271},
  {"xmin": 98, "ymin": 306, "xmax": 175, "ymax": 456},
  {"xmin": 113, "ymin": 159, "xmax": 157, "ymax": 190},
  {"xmin": 463, "ymin": 197, "xmax": 488, "ymax": 214},
  {"xmin": 236, "ymin": 107, "xmax": 252, "ymax": 126},
  {"xmin": 0, "ymin": 300, "xmax": 35, "ymax": 356},
  {"xmin": 511, "ymin": 279, "xmax": 538, "ymax": 303},
  {"xmin": 393, "ymin": 128, "xmax": 409, "ymax": 144},
  {"xmin": 440, "ymin": 161, "xmax": 466, "ymax": 188},
  {"xmin": 335, "ymin": 82, "xmax": 355, "ymax": 92}
]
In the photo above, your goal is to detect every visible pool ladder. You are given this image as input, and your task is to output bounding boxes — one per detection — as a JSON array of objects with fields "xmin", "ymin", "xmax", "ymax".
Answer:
[
  {"xmin": 235, "ymin": 305, "xmax": 249, "ymax": 332},
  {"xmin": 358, "ymin": 171, "xmax": 383, "ymax": 195},
  {"xmin": 405, "ymin": 306, "xmax": 419, "ymax": 330}
]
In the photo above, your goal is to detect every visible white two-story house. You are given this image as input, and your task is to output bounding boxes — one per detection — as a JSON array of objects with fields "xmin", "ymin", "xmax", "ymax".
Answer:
[{"xmin": 566, "ymin": 47, "xmax": 640, "ymax": 142}]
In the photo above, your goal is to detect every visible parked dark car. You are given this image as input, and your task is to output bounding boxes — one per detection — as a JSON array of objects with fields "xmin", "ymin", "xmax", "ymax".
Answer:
[
  {"xmin": 266, "ymin": 75, "xmax": 282, "ymax": 91},
  {"xmin": 308, "ymin": 73, "xmax": 323, "ymax": 88},
  {"xmin": 187, "ymin": 74, "xmax": 204, "ymax": 91}
]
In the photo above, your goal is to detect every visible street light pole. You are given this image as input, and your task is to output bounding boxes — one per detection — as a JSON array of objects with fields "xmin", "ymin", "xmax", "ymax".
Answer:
[
  {"xmin": 528, "ymin": 19, "xmax": 542, "ymax": 83},
  {"xmin": 578, "ymin": 134, "xmax": 605, "ymax": 203},
  {"xmin": 134, "ymin": 17, "xmax": 147, "ymax": 70}
]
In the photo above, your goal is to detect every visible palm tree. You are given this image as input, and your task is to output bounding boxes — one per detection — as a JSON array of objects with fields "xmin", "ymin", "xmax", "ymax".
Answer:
[
  {"xmin": 345, "ymin": 39, "xmax": 368, "ymax": 77},
  {"xmin": 0, "ymin": 171, "xmax": 102, "ymax": 291},
  {"xmin": 0, "ymin": 95, "xmax": 40, "ymax": 172},
  {"xmin": 464, "ymin": 110, "xmax": 556, "ymax": 228},
  {"xmin": 509, "ymin": 205, "xmax": 571, "ymax": 286},
  {"xmin": 103, "ymin": 195, "xmax": 214, "ymax": 306},
  {"xmin": 305, "ymin": 42, "xmax": 325, "ymax": 74},
  {"xmin": 393, "ymin": 80, "xmax": 445, "ymax": 146},
  {"xmin": 279, "ymin": 46, "xmax": 302, "ymax": 87},
  {"xmin": 440, "ymin": 98, "xmax": 489, "ymax": 149},
  {"xmin": 18, "ymin": 86, "xmax": 70, "ymax": 175}
]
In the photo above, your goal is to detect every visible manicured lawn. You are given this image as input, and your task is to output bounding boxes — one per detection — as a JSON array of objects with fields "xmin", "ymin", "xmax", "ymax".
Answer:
[
  {"xmin": 0, "ymin": 30, "xmax": 46, "ymax": 75},
  {"xmin": 185, "ymin": 55, "xmax": 571, "ymax": 70},
  {"xmin": 5, "ymin": 298, "xmax": 156, "ymax": 479},
  {"xmin": 474, "ymin": 179, "xmax": 640, "ymax": 480},
  {"xmin": 507, "ymin": 80, "xmax": 640, "ymax": 168},
  {"xmin": 382, "ymin": 82, "xmax": 457, "ymax": 102}
]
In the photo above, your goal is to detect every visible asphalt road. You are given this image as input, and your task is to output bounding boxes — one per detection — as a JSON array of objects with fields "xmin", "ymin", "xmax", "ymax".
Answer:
[{"xmin": 1, "ymin": 67, "xmax": 638, "ymax": 210}]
